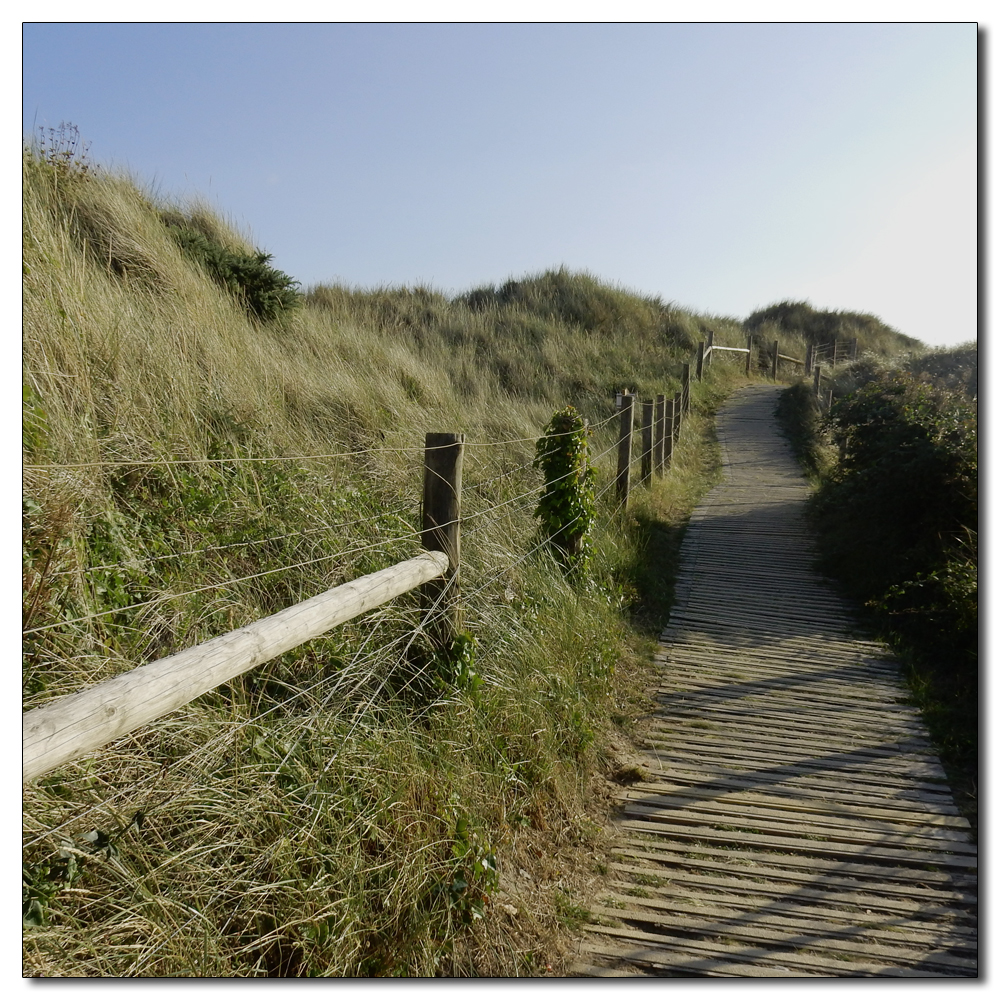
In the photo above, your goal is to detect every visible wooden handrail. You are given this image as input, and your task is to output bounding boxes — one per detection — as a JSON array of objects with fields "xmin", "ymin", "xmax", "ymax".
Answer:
[{"xmin": 23, "ymin": 550, "xmax": 449, "ymax": 783}]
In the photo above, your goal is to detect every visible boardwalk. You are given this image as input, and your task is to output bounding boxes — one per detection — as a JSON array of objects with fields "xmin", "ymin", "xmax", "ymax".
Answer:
[{"xmin": 575, "ymin": 384, "xmax": 977, "ymax": 978}]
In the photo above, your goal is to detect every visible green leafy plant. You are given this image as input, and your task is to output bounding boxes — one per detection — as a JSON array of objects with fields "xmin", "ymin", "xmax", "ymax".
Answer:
[
  {"xmin": 533, "ymin": 406, "xmax": 596, "ymax": 572},
  {"xmin": 435, "ymin": 630, "xmax": 482, "ymax": 699},
  {"xmin": 442, "ymin": 801, "xmax": 499, "ymax": 925}
]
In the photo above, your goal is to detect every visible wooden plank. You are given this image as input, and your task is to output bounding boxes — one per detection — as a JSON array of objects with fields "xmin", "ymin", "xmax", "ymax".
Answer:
[
  {"xmin": 587, "ymin": 908, "xmax": 977, "ymax": 972},
  {"xmin": 613, "ymin": 844, "xmax": 979, "ymax": 895},
  {"xmin": 580, "ymin": 926, "xmax": 964, "ymax": 977},
  {"xmin": 639, "ymin": 758, "xmax": 963, "ymax": 808},
  {"xmin": 617, "ymin": 788, "xmax": 974, "ymax": 840},
  {"xmin": 620, "ymin": 780, "xmax": 970, "ymax": 828},
  {"xmin": 597, "ymin": 893, "xmax": 977, "ymax": 949},
  {"xmin": 606, "ymin": 865, "xmax": 977, "ymax": 917},
  {"xmin": 619, "ymin": 805, "xmax": 978, "ymax": 858}
]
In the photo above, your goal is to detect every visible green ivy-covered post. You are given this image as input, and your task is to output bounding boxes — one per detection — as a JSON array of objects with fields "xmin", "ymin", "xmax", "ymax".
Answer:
[{"xmin": 533, "ymin": 406, "xmax": 596, "ymax": 572}]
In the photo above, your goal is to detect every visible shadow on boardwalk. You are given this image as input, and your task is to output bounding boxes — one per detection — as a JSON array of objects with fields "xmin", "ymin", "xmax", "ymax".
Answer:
[{"xmin": 574, "ymin": 385, "xmax": 977, "ymax": 978}]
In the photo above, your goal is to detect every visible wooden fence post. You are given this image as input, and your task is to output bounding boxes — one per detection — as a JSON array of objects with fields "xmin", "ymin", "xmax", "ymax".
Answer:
[
  {"xmin": 771, "ymin": 341, "xmax": 779, "ymax": 381},
  {"xmin": 705, "ymin": 331, "xmax": 714, "ymax": 369},
  {"xmin": 831, "ymin": 341, "xmax": 839, "ymax": 369},
  {"xmin": 745, "ymin": 333, "xmax": 752, "ymax": 376},
  {"xmin": 664, "ymin": 396, "xmax": 675, "ymax": 469},
  {"xmin": 641, "ymin": 399, "xmax": 654, "ymax": 485},
  {"xmin": 813, "ymin": 365, "xmax": 822, "ymax": 398},
  {"xmin": 682, "ymin": 363, "xmax": 691, "ymax": 414},
  {"xmin": 804, "ymin": 343, "xmax": 813, "ymax": 379},
  {"xmin": 422, "ymin": 432, "xmax": 464, "ymax": 652},
  {"xmin": 616, "ymin": 394, "xmax": 634, "ymax": 507},
  {"xmin": 654, "ymin": 393, "xmax": 666, "ymax": 477},
  {"xmin": 696, "ymin": 341, "xmax": 705, "ymax": 381},
  {"xmin": 672, "ymin": 392, "xmax": 682, "ymax": 446},
  {"xmin": 850, "ymin": 337, "xmax": 858, "ymax": 360}
]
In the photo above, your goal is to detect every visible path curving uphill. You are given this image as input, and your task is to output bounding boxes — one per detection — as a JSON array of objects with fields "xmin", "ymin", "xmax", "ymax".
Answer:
[{"xmin": 574, "ymin": 384, "xmax": 977, "ymax": 978}]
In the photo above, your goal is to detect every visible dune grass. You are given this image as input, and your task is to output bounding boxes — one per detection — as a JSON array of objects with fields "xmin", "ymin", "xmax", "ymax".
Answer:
[{"xmin": 23, "ymin": 139, "xmax": 923, "ymax": 976}]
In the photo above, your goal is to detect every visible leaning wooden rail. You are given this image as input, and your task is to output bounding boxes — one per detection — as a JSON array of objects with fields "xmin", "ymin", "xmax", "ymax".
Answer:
[{"xmin": 23, "ymin": 550, "xmax": 449, "ymax": 784}]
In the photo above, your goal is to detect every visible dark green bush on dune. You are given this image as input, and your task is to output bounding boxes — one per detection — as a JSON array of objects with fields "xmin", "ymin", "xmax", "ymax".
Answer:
[{"xmin": 168, "ymin": 224, "xmax": 301, "ymax": 322}]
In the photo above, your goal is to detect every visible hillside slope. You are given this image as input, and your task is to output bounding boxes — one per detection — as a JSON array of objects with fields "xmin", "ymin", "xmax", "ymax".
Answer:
[{"xmin": 22, "ymin": 144, "xmax": 922, "ymax": 977}]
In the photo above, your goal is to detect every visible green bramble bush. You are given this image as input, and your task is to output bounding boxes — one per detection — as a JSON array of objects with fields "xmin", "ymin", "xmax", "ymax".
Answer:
[{"xmin": 533, "ymin": 406, "xmax": 596, "ymax": 572}]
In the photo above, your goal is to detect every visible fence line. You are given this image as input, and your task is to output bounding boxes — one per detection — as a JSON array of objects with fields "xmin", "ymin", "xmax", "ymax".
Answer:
[{"xmin": 23, "ymin": 334, "xmax": 804, "ymax": 786}]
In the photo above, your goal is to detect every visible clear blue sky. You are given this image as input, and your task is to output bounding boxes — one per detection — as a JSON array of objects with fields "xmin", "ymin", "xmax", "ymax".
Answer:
[{"xmin": 22, "ymin": 21, "xmax": 977, "ymax": 347}]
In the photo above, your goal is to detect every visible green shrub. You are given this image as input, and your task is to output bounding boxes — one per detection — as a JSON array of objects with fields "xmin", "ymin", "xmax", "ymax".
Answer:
[{"xmin": 167, "ymin": 224, "xmax": 301, "ymax": 322}]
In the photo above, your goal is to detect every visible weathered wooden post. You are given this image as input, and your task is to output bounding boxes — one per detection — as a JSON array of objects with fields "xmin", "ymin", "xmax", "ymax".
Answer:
[
  {"xmin": 641, "ymin": 399, "xmax": 654, "ymax": 485},
  {"xmin": 850, "ymin": 337, "xmax": 858, "ymax": 360},
  {"xmin": 696, "ymin": 341, "xmax": 705, "ymax": 381},
  {"xmin": 745, "ymin": 333, "xmax": 752, "ymax": 376},
  {"xmin": 705, "ymin": 331, "xmax": 714, "ymax": 369},
  {"xmin": 826, "ymin": 389, "xmax": 834, "ymax": 410},
  {"xmin": 831, "ymin": 341, "xmax": 839, "ymax": 369},
  {"xmin": 672, "ymin": 392, "xmax": 682, "ymax": 446},
  {"xmin": 813, "ymin": 365, "xmax": 822, "ymax": 398},
  {"xmin": 654, "ymin": 393, "xmax": 666, "ymax": 477},
  {"xmin": 804, "ymin": 343, "xmax": 814, "ymax": 379},
  {"xmin": 664, "ymin": 396, "xmax": 675, "ymax": 469},
  {"xmin": 422, "ymin": 432, "xmax": 464, "ymax": 653},
  {"xmin": 771, "ymin": 341, "xmax": 779, "ymax": 381},
  {"xmin": 616, "ymin": 394, "xmax": 634, "ymax": 507},
  {"xmin": 681, "ymin": 363, "xmax": 691, "ymax": 414}
]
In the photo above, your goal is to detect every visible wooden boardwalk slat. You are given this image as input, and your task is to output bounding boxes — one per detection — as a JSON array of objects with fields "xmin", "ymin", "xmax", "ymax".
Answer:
[{"xmin": 574, "ymin": 385, "xmax": 977, "ymax": 978}]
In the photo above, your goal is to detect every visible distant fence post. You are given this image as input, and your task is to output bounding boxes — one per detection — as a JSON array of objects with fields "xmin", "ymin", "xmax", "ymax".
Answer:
[
  {"xmin": 682, "ymin": 363, "xmax": 691, "ymax": 414},
  {"xmin": 804, "ymin": 343, "xmax": 813, "ymax": 378},
  {"xmin": 664, "ymin": 396, "xmax": 675, "ymax": 469},
  {"xmin": 705, "ymin": 331, "xmax": 714, "ymax": 369},
  {"xmin": 696, "ymin": 341, "xmax": 705, "ymax": 380},
  {"xmin": 831, "ymin": 341, "xmax": 839, "ymax": 369},
  {"xmin": 654, "ymin": 393, "xmax": 666, "ymax": 477},
  {"xmin": 771, "ymin": 341, "xmax": 779, "ymax": 381},
  {"xmin": 641, "ymin": 399, "xmax": 654, "ymax": 484},
  {"xmin": 745, "ymin": 333, "xmax": 752, "ymax": 376},
  {"xmin": 813, "ymin": 365, "xmax": 822, "ymax": 398},
  {"xmin": 850, "ymin": 337, "xmax": 858, "ymax": 360},
  {"xmin": 672, "ymin": 392, "xmax": 682, "ymax": 447},
  {"xmin": 616, "ymin": 394, "xmax": 634, "ymax": 507},
  {"xmin": 422, "ymin": 432, "xmax": 464, "ymax": 652}
]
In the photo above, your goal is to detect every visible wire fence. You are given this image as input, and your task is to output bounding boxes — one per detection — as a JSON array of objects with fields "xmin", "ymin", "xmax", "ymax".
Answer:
[{"xmin": 23, "ymin": 334, "xmax": 746, "ymax": 886}]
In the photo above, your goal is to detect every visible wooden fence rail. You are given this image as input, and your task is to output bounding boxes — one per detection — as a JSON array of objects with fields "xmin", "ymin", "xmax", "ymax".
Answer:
[
  {"xmin": 23, "ymin": 431, "xmax": 467, "ymax": 784},
  {"xmin": 22, "ymin": 550, "xmax": 449, "ymax": 783}
]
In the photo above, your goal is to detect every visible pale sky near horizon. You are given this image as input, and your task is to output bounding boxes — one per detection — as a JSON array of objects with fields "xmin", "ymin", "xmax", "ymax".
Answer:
[{"xmin": 22, "ymin": 20, "xmax": 977, "ymax": 347}]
